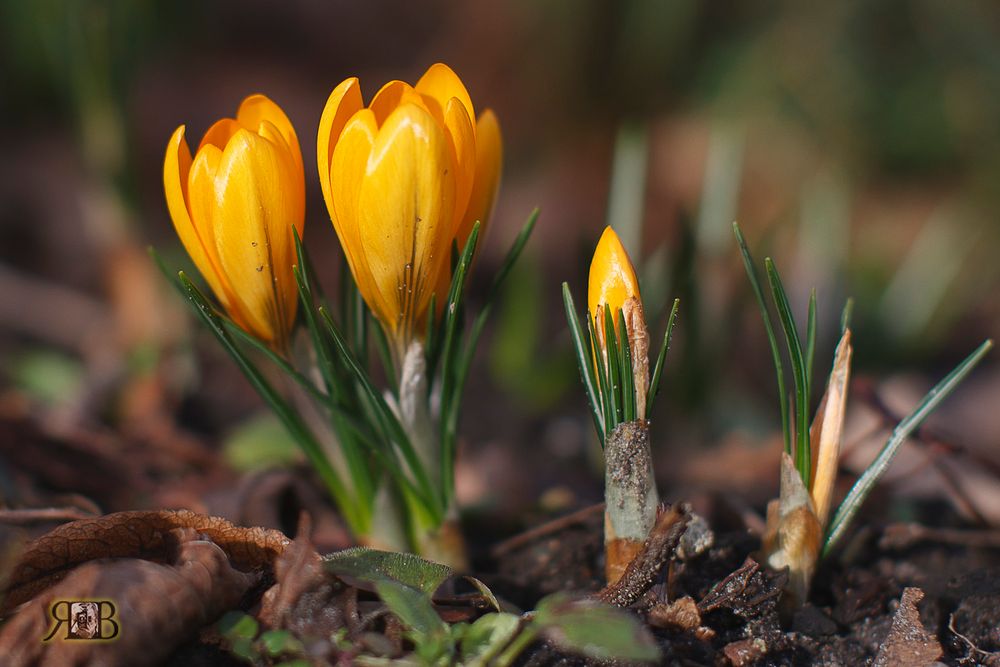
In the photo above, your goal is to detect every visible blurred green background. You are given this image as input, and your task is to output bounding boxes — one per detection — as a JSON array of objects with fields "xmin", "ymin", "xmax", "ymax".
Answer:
[{"xmin": 1, "ymin": 0, "xmax": 998, "ymax": 522}]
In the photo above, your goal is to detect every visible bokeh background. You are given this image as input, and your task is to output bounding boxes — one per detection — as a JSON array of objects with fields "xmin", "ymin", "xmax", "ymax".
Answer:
[{"xmin": 1, "ymin": 0, "xmax": 999, "ymax": 544}]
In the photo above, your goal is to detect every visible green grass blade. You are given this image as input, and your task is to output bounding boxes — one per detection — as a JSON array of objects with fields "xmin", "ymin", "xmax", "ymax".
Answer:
[
  {"xmin": 317, "ymin": 307, "xmax": 442, "ymax": 523},
  {"xmin": 292, "ymin": 262, "xmax": 375, "ymax": 510},
  {"xmin": 840, "ymin": 297, "xmax": 854, "ymax": 334},
  {"xmin": 733, "ymin": 223, "xmax": 790, "ymax": 455},
  {"xmin": 351, "ymin": 278, "xmax": 369, "ymax": 365},
  {"xmin": 440, "ymin": 213, "xmax": 537, "ymax": 502},
  {"xmin": 439, "ymin": 224, "xmax": 480, "ymax": 423},
  {"xmin": 424, "ymin": 293, "xmax": 438, "ymax": 373},
  {"xmin": 437, "ymin": 224, "xmax": 480, "ymax": 504},
  {"xmin": 603, "ymin": 304, "xmax": 623, "ymax": 426},
  {"xmin": 823, "ymin": 339, "xmax": 994, "ymax": 556},
  {"xmin": 293, "ymin": 265, "xmax": 342, "ymax": 398},
  {"xmin": 293, "ymin": 230, "xmax": 342, "ymax": 400},
  {"xmin": 588, "ymin": 313, "xmax": 615, "ymax": 441},
  {"xmin": 222, "ymin": 320, "xmax": 328, "ymax": 404},
  {"xmin": 152, "ymin": 248, "xmax": 323, "ymax": 402},
  {"xmin": 806, "ymin": 288, "xmax": 817, "ymax": 390},
  {"xmin": 175, "ymin": 273, "xmax": 363, "ymax": 532},
  {"xmin": 646, "ymin": 298, "xmax": 680, "ymax": 417},
  {"xmin": 765, "ymin": 258, "xmax": 811, "ymax": 487},
  {"xmin": 562, "ymin": 284, "xmax": 605, "ymax": 444},
  {"xmin": 617, "ymin": 310, "xmax": 634, "ymax": 422}
]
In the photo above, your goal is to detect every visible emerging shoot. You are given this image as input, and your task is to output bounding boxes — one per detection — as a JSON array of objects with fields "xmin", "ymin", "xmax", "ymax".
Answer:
[
  {"xmin": 735, "ymin": 222, "xmax": 992, "ymax": 605},
  {"xmin": 564, "ymin": 226, "xmax": 679, "ymax": 584}
]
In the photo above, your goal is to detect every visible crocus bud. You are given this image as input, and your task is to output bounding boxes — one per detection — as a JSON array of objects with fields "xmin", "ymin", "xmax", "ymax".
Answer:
[
  {"xmin": 588, "ymin": 226, "xmax": 650, "ymax": 418},
  {"xmin": 164, "ymin": 95, "xmax": 305, "ymax": 348}
]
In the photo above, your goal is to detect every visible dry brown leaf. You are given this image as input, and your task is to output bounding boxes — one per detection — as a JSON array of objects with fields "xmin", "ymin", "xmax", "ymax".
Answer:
[
  {"xmin": 648, "ymin": 596, "xmax": 702, "ymax": 631},
  {"xmin": 762, "ymin": 453, "xmax": 822, "ymax": 606},
  {"xmin": 2, "ymin": 509, "xmax": 289, "ymax": 614},
  {"xmin": 0, "ymin": 537, "xmax": 256, "ymax": 667},
  {"xmin": 810, "ymin": 328, "xmax": 852, "ymax": 529},
  {"xmin": 260, "ymin": 516, "xmax": 325, "ymax": 628}
]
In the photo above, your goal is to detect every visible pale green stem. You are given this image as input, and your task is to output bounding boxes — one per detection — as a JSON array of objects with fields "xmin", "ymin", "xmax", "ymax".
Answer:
[{"xmin": 395, "ymin": 340, "xmax": 467, "ymax": 567}]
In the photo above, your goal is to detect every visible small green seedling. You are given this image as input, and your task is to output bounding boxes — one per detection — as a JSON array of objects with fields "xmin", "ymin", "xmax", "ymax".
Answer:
[{"xmin": 734, "ymin": 221, "xmax": 992, "ymax": 603}]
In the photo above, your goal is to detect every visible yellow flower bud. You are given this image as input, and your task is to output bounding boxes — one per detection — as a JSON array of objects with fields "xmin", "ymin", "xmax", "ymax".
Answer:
[
  {"xmin": 588, "ymin": 226, "xmax": 650, "ymax": 418},
  {"xmin": 317, "ymin": 64, "xmax": 502, "ymax": 346},
  {"xmin": 164, "ymin": 95, "xmax": 305, "ymax": 348},
  {"xmin": 588, "ymin": 226, "xmax": 641, "ymax": 322}
]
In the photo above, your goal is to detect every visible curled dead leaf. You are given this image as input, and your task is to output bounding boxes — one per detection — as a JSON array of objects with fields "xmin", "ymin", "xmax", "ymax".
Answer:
[
  {"xmin": 0, "ymin": 537, "xmax": 257, "ymax": 667},
  {"xmin": 2, "ymin": 509, "xmax": 289, "ymax": 614}
]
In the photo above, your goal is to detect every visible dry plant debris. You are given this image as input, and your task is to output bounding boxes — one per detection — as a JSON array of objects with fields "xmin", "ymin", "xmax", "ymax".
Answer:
[
  {"xmin": 873, "ymin": 587, "xmax": 942, "ymax": 667},
  {"xmin": 0, "ymin": 533, "xmax": 257, "ymax": 666},
  {"xmin": 596, "ymin": 502, "xmax": 690, "ymax": 608},
  {"xmin": 1, "ymin": 509, "xmax": 289, "ymax": 613}
]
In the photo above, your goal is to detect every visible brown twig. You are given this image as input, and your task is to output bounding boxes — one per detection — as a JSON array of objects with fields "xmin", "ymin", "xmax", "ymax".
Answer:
[
  {"xmin": 880, "ymin": 522, "xmax": 1000, "ymax": 551},
  {"xmin": 596, "ymin": 503, "xmax": 690, "ymax": 608},
  {"xmin": 490, "ymin": 503, "xmax": 604, "ymax": 558}
]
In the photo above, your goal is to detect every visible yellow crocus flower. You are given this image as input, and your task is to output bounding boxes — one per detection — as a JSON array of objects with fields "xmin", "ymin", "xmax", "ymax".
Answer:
[
  {"xmin": 164, "ymin": 95, "xmax": 305, "ymax": 349},
  {"xmin": 317, "ymin": 63, "xmax": 502, "ymax": 348}
]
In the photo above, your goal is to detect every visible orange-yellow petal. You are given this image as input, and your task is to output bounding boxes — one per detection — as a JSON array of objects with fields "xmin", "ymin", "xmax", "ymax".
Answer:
[
  {"xmin": 164, "ymin": 126, "xmax": 203, "ymax": 273},
  {"xmin": 186, "ymin": 141, "xmax": 254, "ymax": 333},
  {"xmin": 356, "ymin": 103, "xmax": 456, "ymax": 336},
  {"xmin": 237, "ymin": 94, "xmax": 303, "ymax": 188},
  {"xmin": 166, "ymin": 128, "xmax": 236, "ymax": 317},
  {"xmin": 588, "ymin": 226, "xmax": 641, "ymax": 321},
  {"xmin": 415, "ymin": 63, "xmax": 474, "ymax": 125},
  {"xmin": 212, "ymin": 129, "xmax": 300, "ymax": 343},
  {"xmin": 198, "ymin": 118, "xmax": 241, "ymax": 152},
  {"xmin": 330, "ymin": 109, "xmax": 386, "ymax": 320},
  {"xmin": 186, "ymin": 143, "xmax": 224, "ymax": 266},
  {"xmin": 443, "ymin": 98, "xmax": 476, "ymax": 235},
  {"xmin": 317, "ymin": 77, "xmax": 363, "ymax": 222},
  {"xmin": 456, "ymin": 108, "xmax": 502, "ymax": 248},
  {"xmin": 256, "ymin": 119, "xmax": 305, "ymax": 328},
  {"xmin": 370, "ymin": 80, "xmax": 429, "ymax": 127}
]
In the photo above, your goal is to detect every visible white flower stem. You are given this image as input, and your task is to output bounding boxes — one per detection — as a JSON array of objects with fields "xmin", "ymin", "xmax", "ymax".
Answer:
[{"xmin": 396, "ymin": 340, "xmax": 468, "ymax": 567}]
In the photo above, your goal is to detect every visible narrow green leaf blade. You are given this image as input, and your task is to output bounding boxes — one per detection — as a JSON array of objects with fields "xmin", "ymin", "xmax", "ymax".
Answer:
[
  {"xmin": 823, "ymin": 339, "xmax": 993, "ymax": 555},
  {"xmin": 840, "ymin": 297, "xmax": 854, "ymax": 334},
  {"xmin": 175, "ymin": 273, "xmax": 361, "ymax": 531},
  {"xmin": 439, "ymin": 212, "xmax": 538, "ymax": 504},
  {"xmin": 765, "ymin": 258, "xmax": 811, "ymax": 488},
  {"xmin": 646, "ymin": 297, "xmax": 680, "ymax": 416},
  {"xmin": 603, "ymin": 304, "xmax": 622, "ymax": 425},
  {"xmin": 733, "ymin": 223, "xmax": 791, "ymax": 455},
  {"xmin": 318, "ymin": 307, "xmax": 441, "ymax": 522},
  {"xmin": 588, "ymin": 313, "xmax": 614, "ymax": 441},
  {"xmin": 617, "ymin": 310, "xmax": 634, "ymax": 422}
]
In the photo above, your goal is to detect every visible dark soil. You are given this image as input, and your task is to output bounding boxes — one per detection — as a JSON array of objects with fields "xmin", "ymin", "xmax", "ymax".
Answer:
[{"xmin": 481, "ymin": 498, "xmax": 1000, "ymax": 665}]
